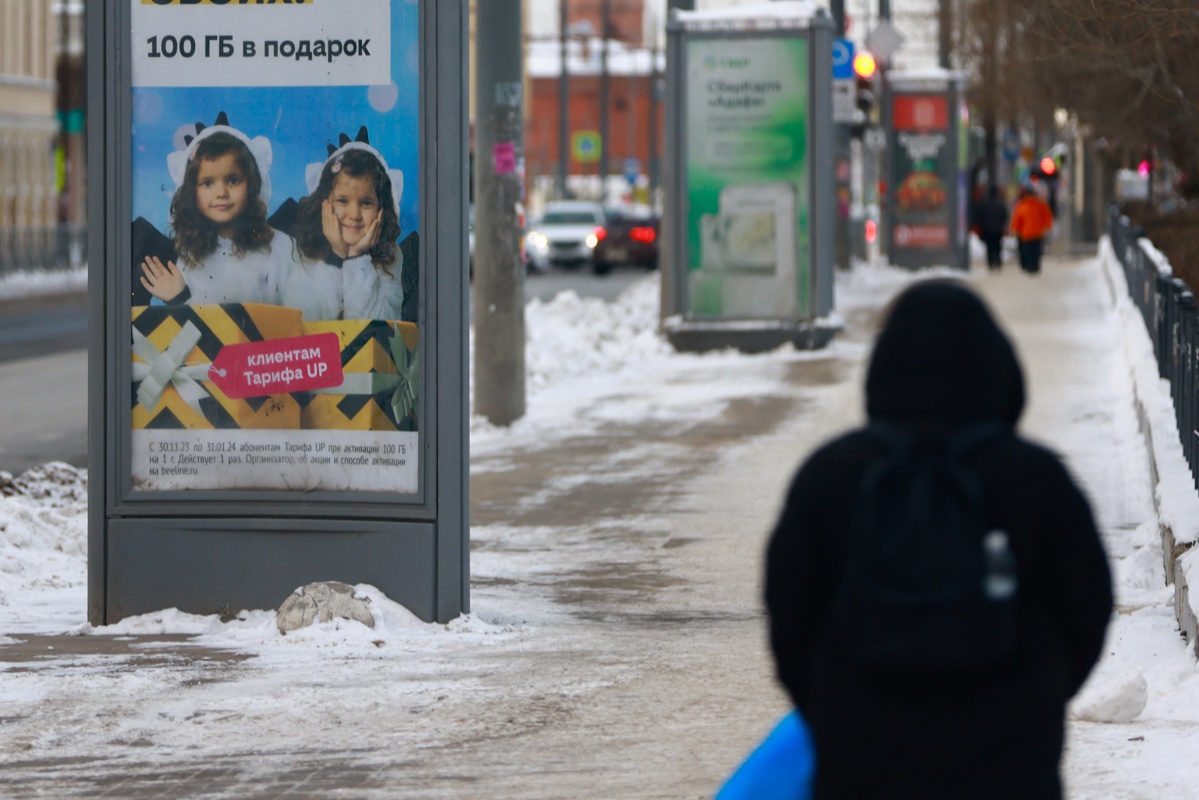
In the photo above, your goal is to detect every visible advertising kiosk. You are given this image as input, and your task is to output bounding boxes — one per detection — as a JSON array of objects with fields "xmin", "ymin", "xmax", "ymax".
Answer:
[
  {"xmin": 884, "ymin": 69, "xmax": 970, "ymax": 271},
  {"xmin": 87, "ymin": 1, "xmax": 468, "ymax": 624},
  {"xmin": 661, "ymin": 2, "xmax": 837, "ymax": 353}
]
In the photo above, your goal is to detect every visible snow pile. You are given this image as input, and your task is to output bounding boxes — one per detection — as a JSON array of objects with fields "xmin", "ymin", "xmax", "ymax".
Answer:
[
  {"xmin": 1073, "ymin": 668, "xmax": 1149, "ymax": 723},
  {"xmin": 71, "ymin": 583, "xmax": 518, "ymax": 650},
  {"xmin": 523, "ymin": 276, "xmax": 670, "ymax": 393},
  {"xmin": 470, "ymin": 275, "xmax": 670, "ymax": 432},
  {"xmin": 1109, "ymin": 262, "xmax": 1199, "ymax": 550},
  {"xmin": 0, "ymin": 462, "xmax": 87, "ymax": 615},
  {"xmin": 0, "ymin": 266, "xmax": 86, "ymax": 301}
]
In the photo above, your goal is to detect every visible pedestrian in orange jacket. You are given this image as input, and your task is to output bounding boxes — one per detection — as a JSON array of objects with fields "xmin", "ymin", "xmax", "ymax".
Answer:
[{"xmin": 1010, "ymin": 186, "xmax": 1054, "ymax": 274}]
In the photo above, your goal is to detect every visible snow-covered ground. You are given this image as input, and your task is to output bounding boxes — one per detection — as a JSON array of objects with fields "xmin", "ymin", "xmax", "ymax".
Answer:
[
  {"xmin": 0, "ymin": 265, "xmax": 86, "ymax": 303},
  {"xmin": 1, "ymin": 249, "xmax": 1198, "ymax": 797}
]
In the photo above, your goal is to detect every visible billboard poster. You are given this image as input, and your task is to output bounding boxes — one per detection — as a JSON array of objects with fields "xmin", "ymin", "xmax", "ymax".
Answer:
[
  {"xmin": 683, "ymin": 35, "xmax": 809, "ymax": 320},
  {"xmin": 128, "ymin": 0, "xmax": 420, "ymax": 494},
  {"xmin": 890, "ymin": 93, "xmax": 952, "ymax": 250}
]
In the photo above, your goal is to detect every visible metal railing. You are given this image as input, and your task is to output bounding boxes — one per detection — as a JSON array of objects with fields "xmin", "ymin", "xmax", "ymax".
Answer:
[
  {"xmin": 0, "ymin": 224, "xmax": 87, "ymax": 276},
  {"xmin": 1109, "ymin": 207, "xmax": 1199, "ymax": 484}
]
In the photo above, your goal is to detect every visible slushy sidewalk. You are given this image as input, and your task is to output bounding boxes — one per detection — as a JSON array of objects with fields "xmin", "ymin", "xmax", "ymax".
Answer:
[{"xmin": 1, "ymin": 250, "xmax": 1197, "ymax": 799}]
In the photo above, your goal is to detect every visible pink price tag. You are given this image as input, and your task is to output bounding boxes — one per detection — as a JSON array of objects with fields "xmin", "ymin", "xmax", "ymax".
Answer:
[
  {"xmin": 207, "ymin": 332, "xmax": 344, "ymax": 399},
  {"xmin": 493, "ymin": 142, "xmax": 516, "ymax": 174}
]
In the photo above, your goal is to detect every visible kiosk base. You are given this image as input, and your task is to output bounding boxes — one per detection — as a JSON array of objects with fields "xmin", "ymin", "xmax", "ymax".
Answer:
[
  {"xmin": 104, "ymin": 518, "xmax": 439, "ymax": 624},
  {"xmin": 663, "ymin": 318, "xmax": 840, "ymax": 354}
]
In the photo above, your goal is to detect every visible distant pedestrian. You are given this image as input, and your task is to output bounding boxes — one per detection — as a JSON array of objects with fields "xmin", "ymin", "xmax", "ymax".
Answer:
[
  {"xmin": 1010, "ymin": 185, "xmax": 1054, "ymax": 274},
  {"xmin": 977, "ymin": 186, "xmax": 1009, "ymax": 270},
  {"xmin": 764, "ymin": 280, "xmax": 1112, "ymax": 800}
]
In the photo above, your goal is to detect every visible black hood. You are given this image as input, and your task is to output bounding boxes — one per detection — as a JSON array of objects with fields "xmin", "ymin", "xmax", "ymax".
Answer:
[{"xmin": 865, "ymin": 280, "xmax": 1025, "ymax": 426}]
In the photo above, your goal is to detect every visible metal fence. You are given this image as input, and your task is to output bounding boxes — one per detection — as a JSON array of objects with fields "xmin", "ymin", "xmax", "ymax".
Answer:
[
  {"xmin": 0, "ymin": 224, "xmax": 87, "ymax": 276},
  {"xmin": 1109, "ymin": 207, "xmax": 1199, "ymax": 486}
]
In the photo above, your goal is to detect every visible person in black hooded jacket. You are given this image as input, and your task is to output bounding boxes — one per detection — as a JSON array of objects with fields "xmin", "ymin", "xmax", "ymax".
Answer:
[{"xmin": 765, "ymin": 280, "xmax": 1113, "ymax": 800}]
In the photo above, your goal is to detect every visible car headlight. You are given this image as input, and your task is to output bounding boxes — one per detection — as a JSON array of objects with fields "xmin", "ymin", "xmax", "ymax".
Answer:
[
  {"xmin": 585, "ymin": 233, "xmax": 599, "ymax": 249},
  {"xmin": 526, "ymin": 232, "xmax": 548, "ymax": 252}
]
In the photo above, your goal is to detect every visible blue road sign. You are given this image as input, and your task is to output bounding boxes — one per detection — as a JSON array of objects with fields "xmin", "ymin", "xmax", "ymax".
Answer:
[
  {"xmin": 832, "ymin": 38, "xmax": 855, "ymax": 80},
  {"xmin": 1002, "ymin": 131, "xmax": 1020, "ymax": 162},
  {"xmin": 624, "ymin": 157, "xmax": 641, "ymax": 185}
]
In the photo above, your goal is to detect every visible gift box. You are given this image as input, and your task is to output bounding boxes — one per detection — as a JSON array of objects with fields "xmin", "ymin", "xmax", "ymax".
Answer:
[
  {"xmin": 132, "ymin": 303, "xmax": 303, "ymax": 429},
  {"xmin": 298, "ymin": 320, "xmax": 419, "ymax": 431}
]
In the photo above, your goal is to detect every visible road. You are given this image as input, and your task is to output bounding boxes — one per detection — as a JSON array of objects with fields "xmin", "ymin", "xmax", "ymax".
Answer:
[
  {"xmin": 0, "ymin": 292, "xmax": 89, "ymax": 475},
  {"xmin": 0, "ymin": 268, "xmax": 650, "ymax": 475},
  {"xmin": 522, "ymin": 263, "xmax": 648, "ymax": 303}
]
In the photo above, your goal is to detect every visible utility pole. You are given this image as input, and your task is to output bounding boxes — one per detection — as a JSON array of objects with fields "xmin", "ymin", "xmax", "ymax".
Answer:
[
  {"xmin": 599, "ymin": 0, "xmax": 611, "ymax": 203},
  {"xmin": 830, "ymin": 0, "xmax": 849, "ymax": 270},
  {"xmin": 938, "ymin": 0, "xmax": 952, "ymax": 68},
  {"xmin": 558, "ymin": 0, "xmax": 570, "ymax": 199},
  {"xmin": 828, "ymin": 0, "xmax": 844, "ymax": 34},
  {"xmin": 648, "ymin": 16, "xmax": 660, "ymax": 205},
  {"xmin": 474, "ymin": 0, "xmax": 526, "ymax": 425}
]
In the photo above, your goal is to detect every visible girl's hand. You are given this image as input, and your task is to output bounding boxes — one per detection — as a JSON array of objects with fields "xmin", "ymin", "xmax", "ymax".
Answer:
[
  {"xmin": 140, "ymin": 256, "xmax": 187, "ymax": 302},
  {"xmin": 322, "ymin": 200, "xmax": 350, "ymax": 259},
  {"xmin": 346, "ymin": 211, "xmax": 381, "ymax": 258}
]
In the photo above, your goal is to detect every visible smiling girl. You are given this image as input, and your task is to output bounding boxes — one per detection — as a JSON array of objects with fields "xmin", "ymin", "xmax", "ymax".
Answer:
[
  {"xmin": 284, "ymin": 130, "xmax": 405, "ymax": 321},
  {"xmin": 140, "ymin": 115, "xmax": 289, "ymax": 306}
]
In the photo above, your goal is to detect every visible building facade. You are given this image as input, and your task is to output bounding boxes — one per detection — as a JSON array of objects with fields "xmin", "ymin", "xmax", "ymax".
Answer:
[
  {"xmin": 0, "ymin": 0, "xmax": 62, "ymax": 271},
  {"xmin": 525, "ymin": 38, "xmax": 664, "ymax": 202}
]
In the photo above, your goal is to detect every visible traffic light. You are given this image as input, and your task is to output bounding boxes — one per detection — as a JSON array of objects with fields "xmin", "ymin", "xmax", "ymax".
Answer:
[{"xmin": 853, "ymin": 51, "xmax": 877, "ymax": 118}]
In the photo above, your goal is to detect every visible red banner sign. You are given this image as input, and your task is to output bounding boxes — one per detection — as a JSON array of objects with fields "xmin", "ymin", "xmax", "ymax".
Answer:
[
  {"xmin": 207, "ymin": 332, "xmax": 344, "ymax": 399},
  {"xmin": 893, "ymin": 223, "xmax": 950, "ymax": 249},
  {"xmin": 893, "ymin": 95, "xmax": 948, "ymax": 131}
]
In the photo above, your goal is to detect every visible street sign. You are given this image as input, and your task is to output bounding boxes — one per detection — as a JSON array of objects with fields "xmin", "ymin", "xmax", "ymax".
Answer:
[
  {"xmin": 864, "ymin": 127, "xmax": 887, "ymax": 151},
  {"xmin": 865, "ymin": 19, "xmax": 905, "ymax": 61},
  {"xmin": 832, "ymin": 79, "xmax": 855, "ymax": 123},
  {"xmin": 832, "ymin": 38, "xmax": 854, "ymax": 80},
  {"xmin": 572, "ymin": 131, "xmax": 601, "ymax": 163},
  {"xmin": 624, "ymin": 157, "xmax": 641, "ymax": 185},
  {"xmin": 1002, "ymin": 131, "xmax": 1020, "ymax": 162}
]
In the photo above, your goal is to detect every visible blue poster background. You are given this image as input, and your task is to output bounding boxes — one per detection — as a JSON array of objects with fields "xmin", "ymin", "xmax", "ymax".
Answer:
[{"xmin": 131, "ymin": 2, "xmax": 419, "ymax": 240}]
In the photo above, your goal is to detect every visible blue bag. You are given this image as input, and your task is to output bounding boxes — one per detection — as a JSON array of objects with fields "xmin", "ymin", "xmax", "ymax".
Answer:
[{"xmin": 714, "ymin": 710, "xmax": 814, "ymax": 800}]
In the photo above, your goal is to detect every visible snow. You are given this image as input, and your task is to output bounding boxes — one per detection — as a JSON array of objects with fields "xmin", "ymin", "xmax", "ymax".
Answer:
[
  {"xmin": 0, "ymin": 265, "xmax": 86, "ymax": 301},
  {"xmin": 526, "ymin": 37, "xmax": 664, "ymax": 79},
  {"xmin": 3, "ymin": 248, "xmax": 1199, "ymax": 795},
  {"xmin": 674, "ymin": 1, "xmax": 823, "ymax": 23}
]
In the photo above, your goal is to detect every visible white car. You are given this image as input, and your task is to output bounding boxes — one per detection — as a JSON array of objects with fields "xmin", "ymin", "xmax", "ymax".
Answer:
[{"xmin": 523, "ymin": 200, "xmax": 606, "ymax": 271}]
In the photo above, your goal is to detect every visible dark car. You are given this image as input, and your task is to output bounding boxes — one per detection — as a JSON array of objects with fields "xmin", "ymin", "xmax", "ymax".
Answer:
[{"xmin": 592, "ymin": 205, "xmax": 660, "ymax": 275}]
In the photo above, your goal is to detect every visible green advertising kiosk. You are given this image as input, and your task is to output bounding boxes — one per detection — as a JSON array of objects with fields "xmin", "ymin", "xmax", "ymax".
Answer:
[
  {"xmin": 87, "ymin": 1, "xmax": 469, "ymax": 624},
  {"xmin": 661, "ymin": 2, "xmax": 837, "ymax": 353}
]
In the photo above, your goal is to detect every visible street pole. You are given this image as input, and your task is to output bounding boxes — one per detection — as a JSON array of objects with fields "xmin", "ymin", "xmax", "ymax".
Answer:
[
  {"xmin": 828, "ymin": 0, "xmax": 844, "ymax": 34},
  {"xmin": 599, "ymin": 0, "xmax": 611, "ymax": 203},
  {"xmin": 474, "ymin": 0, "xmax": 526, "ymax": 425},
  {"xmin": 831, "ymin": 1, "xmax": 850, "ymax": 270},
  {"xmin": 558, "ymin": 0, "xmax": 570, "ymax": 199},
  {"xmin": 648, "ymin": 24, "xmax": 660, "ymax": 206},
  {"xmin": 938, "ymin": 0, "xmax": 952, "ymax": 69},
  {"xmin": 666, "ymin": 0, "xmax": 692, "ymax": 208}
]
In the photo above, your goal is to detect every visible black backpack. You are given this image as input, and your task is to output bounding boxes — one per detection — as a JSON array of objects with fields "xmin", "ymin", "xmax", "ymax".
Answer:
[{"xmin": 831, "ymin": 422, "xmax": 1018, "ymax": 671}]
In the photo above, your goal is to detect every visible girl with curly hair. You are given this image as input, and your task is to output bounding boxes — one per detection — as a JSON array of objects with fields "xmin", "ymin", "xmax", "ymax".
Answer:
[
  {"xmin": 140, "ymin": 116, "xmax": 290, "ymax": 305},
  {"xmin": 283, "ymin": 129, "xmax": 405, "ymax": 321}
]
